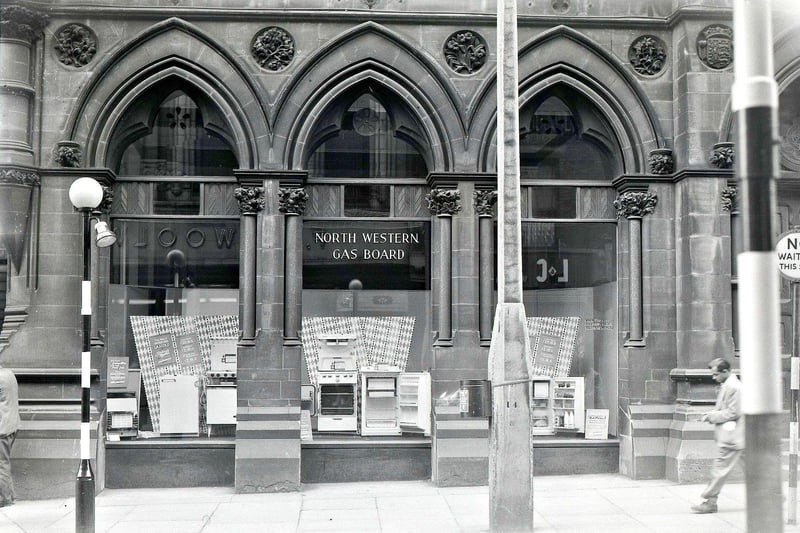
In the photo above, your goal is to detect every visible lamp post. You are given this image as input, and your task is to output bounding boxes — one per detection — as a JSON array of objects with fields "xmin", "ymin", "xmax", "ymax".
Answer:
[{"xmin": 68, "ymin": 177, "xmax": 117, "ymax": 533}]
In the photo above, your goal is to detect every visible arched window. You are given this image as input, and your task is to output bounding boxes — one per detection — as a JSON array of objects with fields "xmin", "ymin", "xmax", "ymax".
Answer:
[
  {"xmin": 519, "ymin": 87, "xmax": 622, "ymax": 181},
  {"xmin": 109, "ymin": 88, "xmax": 238, "ymax": 178},
  {"xmin": 305, "ymin": 86, "xmax": 429, "ymax": 180}
]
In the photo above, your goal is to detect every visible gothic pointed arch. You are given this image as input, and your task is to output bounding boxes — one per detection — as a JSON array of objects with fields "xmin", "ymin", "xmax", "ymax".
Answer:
[
  {"xmin": 274, "ymin": 22, "xmax": 461, "ymax": 172},
  {"xmin": 470, "ymin": 25, "xmax": 663, "ymax": 174},
  {"xmin": 66, "ymin": 18, "xmax": 267, "ymax": 168}
]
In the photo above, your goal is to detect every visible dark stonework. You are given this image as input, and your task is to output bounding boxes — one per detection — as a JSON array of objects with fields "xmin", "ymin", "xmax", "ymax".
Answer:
[
  {"xmin": 444, "ymin": 31, "xmax": 487, "ymax": 75},
  {"xmin": 614, "ymin": 191, "xmax": 658, "ymax": 219},
  {"xmin": 709, "ymin": 142, "xmax": 735, "ymax": 169},
  {"xmin": 98, "ymin": 185, "xmax": 114, "ymax": 213},
  {"xmin": 0, "ymin": 4, "xmax": 49, "ymax": 41},
  {"xmin": 648, "ymin": 149, "xmax": 674, "ymax": 175},
  {"xmin": 697, "ymin": 25, "xmax": 733, "ymax": 70},
  {"xmin": 54, "ymin": 141, "xmax": 82, "ymax": 167},
  {"xmin": 629, "ymin": 35, "xmax": 667, "ymax": 76},
  {"xmin": 251, "ymin": 27, "xmax": 294, "ymax": 71},
  {"xmin": 474, "ymin": 189, "xmax": 497, "ymax": 216},
  {"xmin": 426, "ymin": 188, "xmax": 462, "ymax": 216},
  {"xmin": 278, "ymin": 187, "xmax": 307, "ymax": 215},
  {"xmin": 234, "ymin": 186, "xmax": 265, "ymax": 215},
  {"xmin": 721, "ymin": 186, "xmax": 737, "ymax": 213},
  {"xmin": 53, "ymin": 23, "xmax": 97, "ymax": 67},
  {"xmin": 0, "ymin": 166, "xmax": 39, "ymax": 185}
]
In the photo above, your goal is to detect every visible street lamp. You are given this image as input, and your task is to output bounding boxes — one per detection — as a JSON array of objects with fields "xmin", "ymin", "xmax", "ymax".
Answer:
[{"xmin": 68, "ymin": 177, "xmax": 117, "ymax": 533}]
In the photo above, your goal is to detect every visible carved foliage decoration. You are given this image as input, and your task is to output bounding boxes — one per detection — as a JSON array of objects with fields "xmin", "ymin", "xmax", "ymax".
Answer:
[
  {"xmin": 629, "ymin": 35, "xmax": 667, "ymax": 76},
  {"xmin": 252, "ymin": 27, "xmax": 295, "ymax": 71},
  {"xmin": 54, "ymin": 23, "xmax": 97, "ymax": 67},
  {"xmin": 474, "ymin": 189, "xmax": 497, "ymax": 217},
  {"xmin": 279, "ymin": 187, "xmax": 308, "ymax": 215},
  {"xmin": 426, "ymin": 188, "xmax": 462, "ymax": 216},
  {"xmin": 0, "ymin": 167, "xmax": 39, "ymax": 186},
  {"xmin": 234, "ymin": 186, "xmax": 265, "ymax": 215},
  {"xmin": 614, "ymin": 191, "xmax": 658, "ymax": 219},
  {"xmin": 709, "ymin": 142, "xmax": 735, "ymax": 169},
  {"xmin": 721, "ymin": 186, "xmax": 737, "ymax": 213},
  {"xmin": 98, "ymin": 186, "xmax": 114, "ymax": 213},
  {"xmin": 54, "ymin": 141, "xmax": 82, "ymax": 167},
  {"xmin": 0, "ymin": 4, "xmax": 49, "ymax": 41},
  {"xmin": 444, "ymin": 31, "xmax": 487, "ymax": 75},
  {"xmin": 697, "ymin": 25, "xmax": 733, "ymax": 70},
  {"xmin": 648, "ymin": 149, "xmax": 674, "ymax": 175}
]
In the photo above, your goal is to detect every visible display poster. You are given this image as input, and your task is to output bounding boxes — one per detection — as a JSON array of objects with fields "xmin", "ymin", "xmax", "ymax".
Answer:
[
  {"xmin": 585, "ymin": 409, "xmax": 610, "ymax": 439},
  {"xmin": 107, "ymin": 356, "xmax": 129, "ymax": 389},
  {"xmin": 150, "ymin": 333, "xmax": 175, "ymax": 369},
  {"xmin": 527, "ymin": 317, "xmax": 580, "ymax": 377},
  {"xmin": 176, "ymin": 332, "xmax": 203, "ymax": 368}
]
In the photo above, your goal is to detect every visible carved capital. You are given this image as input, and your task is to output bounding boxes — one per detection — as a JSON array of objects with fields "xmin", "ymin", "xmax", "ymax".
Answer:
[
  {"xmin": 0, "ymin": 166, "xmax": 39, "ymax": 186},
  {"xmin": 444, "ymin": 31, "xmax": 488, "ymax": 75},
  {"xmin": 54, "ymin": 23, "xmax": 97, "ymax": 67},
  {"xmin": 426, "ymin": 188, "xmax": 462, "ymax": 216},
  {"xmin": 721, "ymin": 186, "xmax": 738, "ymax": 213},
  {"xmin": 278, "ymin": 187, "xmax": 307, "ymax": 215},
  {"xmin": 614, "ymin": 191, "xmax": 657, "ymax": 219},
  {"xmin": 54, "ymin": 141, "xmax": 82, "ymax": 167},
  {"xmin": 0, "ymin": 4, "xmax": 49, "ymax": 42},
  {"xmin": 648, "ymin": 149, "xmax": 674, "ymax": 175},
  {"xmin": 251, "ymin": 27, "xmax": 295, "ymax": 72},
  {"xmin": 474, "ymin": 189, "xmax": 497, "ymax": 217},
  {"xmin": 709, "ymin": 142, "xmax": 735, "ymax": 169},
  {"xmin": 234, "ymin": 186, "xmax": 265, "ymax": 215}
]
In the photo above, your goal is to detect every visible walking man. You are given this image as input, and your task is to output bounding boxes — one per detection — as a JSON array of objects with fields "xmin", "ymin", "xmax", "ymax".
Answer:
[
  {"xmin": 691, "ymin": 357, "xmax": 744, "ymax": 514},
  {"xmin": 0, "ymin": 364, "xmax": 20, "ymax": 507}
]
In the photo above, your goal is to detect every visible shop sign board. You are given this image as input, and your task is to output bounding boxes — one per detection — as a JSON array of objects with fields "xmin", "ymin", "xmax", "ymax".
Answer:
[
  {"xmin": 777, "ymin": 230, "xmax": 800, "ymax": 281},
  {"xmin": 150, "ymin": 333, "xmax": 176, "ymax": 369},
  {"xmin": 175, "ymin": 332, "xmax": 203, "ymax": 368},
  {"xmin": 107, "ymin": 356, "xmax": 129, "ymax": 389},
  {"xmin": 585, "ymin": 409, "xmax": 609, "ymax": 440}
]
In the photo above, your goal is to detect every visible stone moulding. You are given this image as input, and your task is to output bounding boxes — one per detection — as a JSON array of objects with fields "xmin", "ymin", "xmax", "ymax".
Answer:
[
  {"xmin": 426, "ymin": 188, "xmax": 462, "ymax": 216},
  {"xmin": 54, "ymin": 141, "xmax": 82, "ymax": 167},
  {"xmin": 0, "ymin": 4, "xmax": 49, "ymax": 42},
  {"xmin": 474, "ymin": 189, "xmax": 497, "ymax": 217},
  {"xmin": 614, "ymin": 191, "xmax": 658, "ymax": 219},
  {"xmin": 709, "ymin": 142, "xmax": 735, "ymax": 169},
  {"xmin": 251, "ymin": 26, "xmax": 295, "ymax": 72},
  {"xmin": 234, "ymin": 186, "xmax": 265, "ymax": 215},
  {"xmin": 443, "ymin": 31, "xmax": 487, "ymax": 75},
  {"xmin": 53, "ymin": 23, "xmax": 97, "ymax": 68},
  {"xmin": 648, "ymin": 148, "xmax": 674, "ymax": 175},
  {"xmin": 278, "ymin": 187, "xmax": 308, "ymax": 215},
  {"xmin": 721, "ymin": 186, "xmax": 737, "ymax": 213}
]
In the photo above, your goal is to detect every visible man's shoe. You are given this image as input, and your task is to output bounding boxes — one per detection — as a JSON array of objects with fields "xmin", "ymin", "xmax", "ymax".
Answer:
[{"xmin": 691, "ymin": 501, "xmax": 718, "ymax": 514}]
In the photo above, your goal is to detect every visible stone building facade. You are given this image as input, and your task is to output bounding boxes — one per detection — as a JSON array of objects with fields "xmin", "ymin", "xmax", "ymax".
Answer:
[{"xmin": 1, "ymin": 0, "xmax": 800, "ymax": 497}]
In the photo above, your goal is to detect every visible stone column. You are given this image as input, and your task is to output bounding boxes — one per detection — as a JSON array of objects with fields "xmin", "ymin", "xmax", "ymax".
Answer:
[
  {"xmin": 0, "ymin": 5, "xmax": 49, "ymax": 166},
  {"xmin": 475, "ymin": 189, "xmax": 497, "ymax": 344},
  {"xmin": 722, "ymin": 184, "xmax": 739, "ymax": 348},
  {"xmin": 426, "ymin": 188, "xmax": 461, "ymax": 346},
  {"xmin": 234, "ymin": 186, "xmax": 265, "ymax": 345},
  {"xmin": 614, "ymin": 190, "xmax": 658, "ymax": 347},
  {"xmin": 279, "ymin": 187, "xmax": 307, "ymax": 345}
]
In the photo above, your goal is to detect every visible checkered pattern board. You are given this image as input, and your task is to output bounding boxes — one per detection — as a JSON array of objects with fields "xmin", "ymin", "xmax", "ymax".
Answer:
[
  {"xmin": 526, "ymin": 316, "xmax": 580, "ymax": 377},
  {"xmin": 130, "ymin": 315, "xmax": 238, "ymax": 433}
]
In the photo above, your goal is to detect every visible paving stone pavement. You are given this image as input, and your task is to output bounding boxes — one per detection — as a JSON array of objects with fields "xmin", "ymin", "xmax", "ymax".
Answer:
[{"xmin": 0, "ymin": 474, "xmax": 798, "ymax": 532}]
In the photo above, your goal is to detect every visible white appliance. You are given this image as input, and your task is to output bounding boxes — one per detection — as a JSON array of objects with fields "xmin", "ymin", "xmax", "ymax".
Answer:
[
  {"xmin": 316, "ymin": 335, "xmax": 358, "ymax": 432},
  {"xmin": 360, "ymin": 366, "xmax": 401, "ymax": 436},
  {"xmin": 206, "ymin": 338, "xmax": 237, "ymax": 435},
  {"xmin": 398, "ymin": 371, "xmax": 431, "ymax": 436},
  {"xmin": 106, "ymin": 368, "xmax": 141, "ymax": 439},
  {"xmin": 159, "ymin": 374, "xmax": 200, "ymax": 435}
]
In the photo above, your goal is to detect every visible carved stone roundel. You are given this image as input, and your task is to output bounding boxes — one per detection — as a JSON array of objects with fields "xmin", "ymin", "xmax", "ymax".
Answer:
[
  {"xmin": 251, "ymin": 26, "xmax": 295, "ymax": 72},
  {"xmin": 629, "ymin": 35, "xmax": 667, "ymax": 76},
  {"xmin": 444, "ymin": 31, "xmax": 488, "ymax": 75},
  {"xmin": 54, "ymin": 23, "xmax": 97, "ymax": 68},
  {"xmin": 697, "ymin": 24, "xmax": 733, "ymax": 70}
]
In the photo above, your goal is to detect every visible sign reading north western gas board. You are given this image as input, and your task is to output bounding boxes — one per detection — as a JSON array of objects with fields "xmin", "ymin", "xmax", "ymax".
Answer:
[
  {"xmin": 303, "ymin": 220, "xmax": 430, "ymax": 290},
  {"xmin": 777, "ymin": 230, "xmax": 800, "ymax": 281}
]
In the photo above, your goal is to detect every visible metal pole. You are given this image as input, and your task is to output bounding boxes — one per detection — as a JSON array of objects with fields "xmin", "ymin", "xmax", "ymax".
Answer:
[
  {"xmin": 791, "ymin": 281, "xmax": 799, "ymax": 525},
  {"xmin": 76, "ymin": 209, "xmax": 95, "ymax": 533},
  {"xmin": 733, "ymin": 0, "xmax": 783, "ymax": 531}
]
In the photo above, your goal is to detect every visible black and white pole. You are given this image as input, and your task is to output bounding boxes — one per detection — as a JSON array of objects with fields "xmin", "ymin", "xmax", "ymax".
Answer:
[
  {"xmin": 733, "ymin": 0, "xmax": 784, "ymax": 531},
  {"xmin": 77, "ymin": 208, "xmax": 95, "ymax": 533},
  {"xmin": 792, "ymin": 280, "xmax": 799, "ymax": 525},
  {"xmin": 69, "ymin": 177, "xmax": 104, "ymax": 533}
]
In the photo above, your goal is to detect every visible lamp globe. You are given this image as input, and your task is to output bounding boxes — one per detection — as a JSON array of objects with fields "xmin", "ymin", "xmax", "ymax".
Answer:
[{"xmin": 69, "ymin": 177, "xmax": 104, "ymax": 210}]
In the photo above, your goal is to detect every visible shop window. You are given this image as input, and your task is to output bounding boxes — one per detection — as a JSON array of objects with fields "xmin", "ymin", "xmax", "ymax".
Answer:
[
  {"xmin": 519, "ymin": 87, "xmax": 622, "ymax": 181},
  {"xmin": 344, "ymin": 185, "xmax": 391, "ymax": 217},
  {"xmin": 306, "ymin": 88, "xmax": 429, "ymax": 179},
  {"xmin": 530, "ymin": 186, "xmax": 577, "ymax": 219},
  {"xmin": 154, "ymin": 182, "xmax": 201, "ymax": 215}
]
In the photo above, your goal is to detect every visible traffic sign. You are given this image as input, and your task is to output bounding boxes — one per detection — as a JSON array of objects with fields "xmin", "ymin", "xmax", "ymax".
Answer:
[{"xmin": 777, "ymin": 230, "xmax": 800, "ymax": 281}]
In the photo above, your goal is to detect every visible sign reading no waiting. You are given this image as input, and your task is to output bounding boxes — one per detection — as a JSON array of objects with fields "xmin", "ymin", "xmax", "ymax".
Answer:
[{"xmin": 777, "ymin": 231, "xmax": 800, "ymax": 281}]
